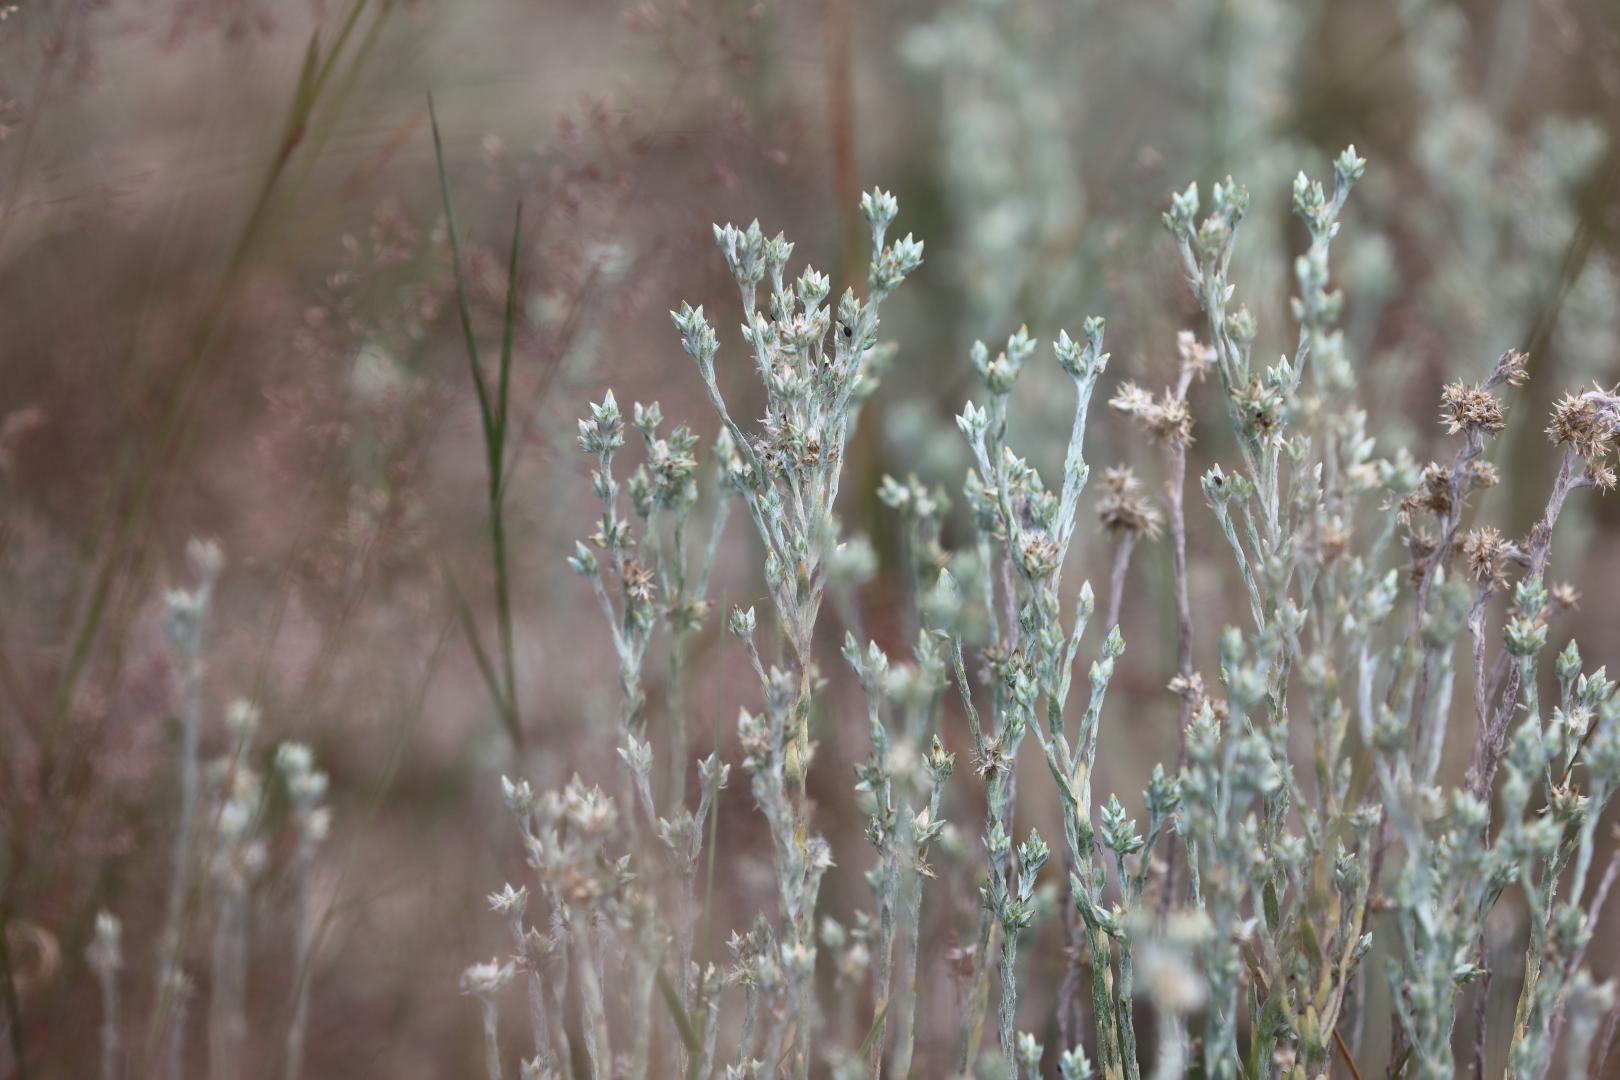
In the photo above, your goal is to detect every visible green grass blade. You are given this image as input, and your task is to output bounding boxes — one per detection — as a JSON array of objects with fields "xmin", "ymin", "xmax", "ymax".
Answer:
[
  {"xmin": 428, "ymin": 94, "xmax": 493, "ymax": 441},
  {"xmin": 496, "ymin": 201, "xmax": 522, "ymax": 468},
  {"xmin": 489, "ymin": 202, "xmax": 524, "ymax": 749},
  {"xmin": 858, "ymin": 997, "xmax": 892, "ymax": 1062},
  {"xmin": 657, "ymin": 967, "xmax": 702, "ymax": 1056},
  {"xmin": 440, "ymin": 556, "xmax": 512, "ymax": 729}
]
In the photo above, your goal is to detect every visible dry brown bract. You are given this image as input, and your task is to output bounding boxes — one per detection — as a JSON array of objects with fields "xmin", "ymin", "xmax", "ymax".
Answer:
[
  {"xmin": 1439, "ymin": 380, "xmax": 1505, "ymax": 434},
  {"xmin": 1462, "ymin": 526, "xmax": 1507, "ymax": 589},
  {"xmin": 1546, "ymin": 391, "xmax": 1616, "ymax": 460},
  {"xmin": 1399, "ymin": 463, "xmax": 1453, "ymax": 524},
  {"xmin": 1110, "ymin": 381, "xmax": 1194, "ymax": 445},
  {"xmin": 1097, "ymin": 466, "xmax": 1164, "ymax": 540}
]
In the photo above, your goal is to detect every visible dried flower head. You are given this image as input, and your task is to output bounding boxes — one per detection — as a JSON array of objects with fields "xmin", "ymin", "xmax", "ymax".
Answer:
[
  {"xmin": 1405, "ymin": 527, "xmax": 1438, "ymax": 582},
  {"xmin": 974, "ymin": 737, "xmax": 1011, "ymax": 779},
  {"xmin": 1398, "ymin": 463, "xmax": 1453, "ymax": 524},
  {"xmin": 1110, "ymin": 381, "xmax": 1193, "ymax": 445},
  {"xmin": 1462, "ymin": 526, "xmax": 1507, "ymax": 588},
  {"xmin": 1439, "ymin": 380, "xmax": 1505, "ymax": 434},
  {"xmin": 1096, "ymin": 466, "xmax": 1163, "ymax": 540},
  {"xmin": 1547, "ymin": 392, "xmax": 1616, "ymax": 459},
  {"xmin": 1490, "ymin": 348, "xmax": 1529, "ymax": 388},
  {"xmin": 1467, "ymin": 460, "xmax": 1500, "ymax": 491},
  {"xmin": 620, "ymin": 558, "xmax": 656, "ymax": 606},
  {"xmin": 1176, "ymin": 330, "xmax": 1215, "ymax": 380},
  {"xmin": 1169, "ymin": 671, "xmax": 1228, "ymax": 722}
]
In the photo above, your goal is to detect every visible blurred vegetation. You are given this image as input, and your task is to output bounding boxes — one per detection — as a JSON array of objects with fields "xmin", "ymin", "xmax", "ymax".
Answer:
[{"xmin": 2, "ymin": 0, "xmax": 1620, "ymax": 1076}]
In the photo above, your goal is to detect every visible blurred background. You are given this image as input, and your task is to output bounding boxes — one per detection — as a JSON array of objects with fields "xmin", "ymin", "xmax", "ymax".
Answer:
[{"xmin": 3, "ymin": 0, "xmax": 1620, "ymax": 1075}]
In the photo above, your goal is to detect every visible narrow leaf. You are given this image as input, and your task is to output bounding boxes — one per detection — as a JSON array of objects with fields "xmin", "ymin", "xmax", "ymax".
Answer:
[{"xmin": 656, "ymin": 967, "xmax": 702, "ymax": 1056}]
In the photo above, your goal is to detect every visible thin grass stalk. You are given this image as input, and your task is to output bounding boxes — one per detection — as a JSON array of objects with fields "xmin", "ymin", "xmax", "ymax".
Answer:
[{"xmin": 429, "ymin": 99, "xmax": 526, "ymax": 755}]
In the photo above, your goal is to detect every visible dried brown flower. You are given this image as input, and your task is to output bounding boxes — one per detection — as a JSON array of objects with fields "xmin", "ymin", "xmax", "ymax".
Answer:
[
  {"xmin": 1467, "ymin": 461, "xmax": 1500, "ymax": 491},
  {"xmin": 1462, "ymin": 526, "xmax": 1507, "ymax": 588},
  {"xmin": 1547, "ymin": 392, "xmax": 1615, "ymax": 459},
  {"xmin": 974, "ymin": 738, "xmax": 1011, "ymax": 779},
  {"xmin": 1491, "ymin": 349, "xmax": 1529, "ymax": 388},
  {"xmin": 1110, "ymin": 381, "xmax": 1194, "ymax": 445},
  {"xmin": 1439, "ymin": 380, "xmax": 1505, "ymax": 434},
  {"xmin": 1168, "ymin": 671, "xmax": 1227, "ymax": 721},
  {"xmin": 1406, "ymin": 528, "xmax": 1438, "ymax": 583},
  {"xmin": 1398, "ymin": 463, "xmax": 1454, "ymax": 523},
  {"xmin": 1097, "ymin": 466, "xmax": 1164, "ymax": 540}
]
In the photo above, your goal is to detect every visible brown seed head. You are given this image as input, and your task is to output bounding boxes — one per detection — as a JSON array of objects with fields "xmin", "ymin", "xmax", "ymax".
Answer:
[
  {"xmin": 1110, "ymin": 381, "xmax": 1194, "ymax": 445},
  {"xmin": 1490, "ymin": 349, "xmax": 1529, "ymax": 388},
  {"xmin": 1467, "ymin": 461, "xmax": 1500, "ymax": 491},
  {"xmin": 1462, "ymin": 526, "xmax": 1507, "ymax": 589},
  {"xmin": 1398, "ymin": 463, "xmax": 1453, "ymax": 523},
  {"xmin": 1547, "ymin": 392, "xmax": 1615, "ymax": 459},
  {"xmin": 1097, "ymin": 466, "xmax": 1164, "ymax": 540},
  {"xmin": 1439, "ymin": 380, "xmax": 1505, "ymax": 434}
]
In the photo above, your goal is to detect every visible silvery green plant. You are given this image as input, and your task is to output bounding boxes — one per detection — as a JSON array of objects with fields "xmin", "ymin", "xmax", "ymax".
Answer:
[
  {"xmin": 1146, "ymin": 150, "xmax": 1615, "ymax": 1080},
  {"xmin": 571, "ymin": 377, "xmax": 733, "ymax": 1021},
  {"xmin": 477, "ymin": 192, "xmax": 923, "ymax": 1080},
  {"xmin": 678, "ymin": 189, "xmax": 921, "ymax": 1075},
  {"xmin": 948, "ymin": 318, "xmax": 1113, "ymax": 1078},
  {"xmin": 841, "ymin": 624, "xmax": 953, "ymax": 1080},
  {"xmin": 572, "ymin": 385, "xmax": 730, "ymax": 807},
  {"xmin": 945, "ymin": 145, "xmax": 1620, "ymax": 1080},
  {"xmin": 475, "ymin": 154, "xmax": 1620, "ymax": 1080}
]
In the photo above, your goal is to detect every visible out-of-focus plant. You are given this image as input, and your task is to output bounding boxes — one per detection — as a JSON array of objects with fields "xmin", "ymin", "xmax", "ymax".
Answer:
[{"xmin": 67, "ymin": 542, "xmax": 335, "ymax": 1080}]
